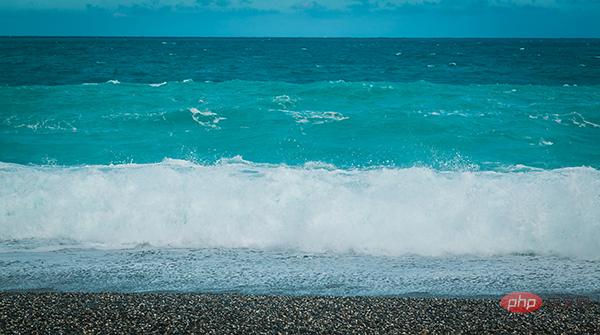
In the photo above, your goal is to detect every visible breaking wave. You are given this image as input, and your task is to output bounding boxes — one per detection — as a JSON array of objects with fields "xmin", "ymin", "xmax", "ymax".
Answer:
[{"xmin": 1, "ymin": 158, "xmax": 599, "ymax": 259}]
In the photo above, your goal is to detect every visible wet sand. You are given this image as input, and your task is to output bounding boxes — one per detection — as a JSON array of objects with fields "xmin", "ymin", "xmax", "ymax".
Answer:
[{"xmin": 0, "ymin": 292, "xmax": 598, "ymax": 334}]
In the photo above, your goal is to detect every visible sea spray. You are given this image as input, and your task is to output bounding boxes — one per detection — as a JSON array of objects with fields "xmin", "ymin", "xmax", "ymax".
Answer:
[{"xmin": 1, "ymin": 159, "xmax": 599, "ymax": 259}]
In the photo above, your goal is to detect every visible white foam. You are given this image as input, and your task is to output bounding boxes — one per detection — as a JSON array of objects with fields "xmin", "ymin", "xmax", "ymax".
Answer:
[
  {"xmin": 188, "ymin": 108, "xmax": 224, "ymax": 128},
  {"xmin": 1, "ymin": 160, "xmax": 599, "ymax": 259},
  {"xmin": 4, "ymin": 118, "xmax": 77, "ymax": 133},
  {"xmin": 272, "ymin": 95, "xmax": 297, "ymax": 108},
  {"xmin": 189, "ymin": 107, "xmax": 215, "ymax": 116},
  {"xmin": 279, "ymin": 110, "xmax": 349, "ymax": 124},
  {"xmin": 149, "ymin": 82, "xmax": 167, "ymax": 87},
  {"xmin": 570, "ymin": 112, "xmax": 600, "ymax": 128}
]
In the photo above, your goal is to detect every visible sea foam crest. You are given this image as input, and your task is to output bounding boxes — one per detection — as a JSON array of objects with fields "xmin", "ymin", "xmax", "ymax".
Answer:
[
  {"xmin": 0, "ymin": 160, "xmax": 599, "ymax": 259},
  {"xmin": 188, "ymin": 107, "xmax": 225, "ymax": 128}
]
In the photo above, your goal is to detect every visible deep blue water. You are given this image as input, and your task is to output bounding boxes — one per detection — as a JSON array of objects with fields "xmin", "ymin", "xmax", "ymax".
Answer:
[
  {"xmin": 0, "ymin": 38, "xmax": 599, "ymax": 295},
  {"xmin": 2, "ymin": 38, "xmax": 600, "ymax": 86}
]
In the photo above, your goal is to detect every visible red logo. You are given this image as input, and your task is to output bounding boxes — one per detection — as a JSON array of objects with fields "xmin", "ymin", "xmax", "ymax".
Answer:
[{"xmin": 500, "ymin": 292, "xmax": 542, "ymax": 313}]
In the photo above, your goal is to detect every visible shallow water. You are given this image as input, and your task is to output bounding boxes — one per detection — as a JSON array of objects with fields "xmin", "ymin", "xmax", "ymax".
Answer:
[{"xmin": 0, "ymin": 247, "xmax": 598, "ymax": 298}]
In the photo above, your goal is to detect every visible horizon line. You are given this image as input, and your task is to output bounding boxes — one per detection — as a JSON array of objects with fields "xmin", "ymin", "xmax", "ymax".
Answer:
[{"xmin": 2, "ymin": 35, "xmax": 599, "ymax": 39}]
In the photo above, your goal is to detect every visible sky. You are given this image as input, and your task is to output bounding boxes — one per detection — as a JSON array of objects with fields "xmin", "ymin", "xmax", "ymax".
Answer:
[{"xmin": 0, "ymin": 0, "xmax": 599, "ymax": 37}]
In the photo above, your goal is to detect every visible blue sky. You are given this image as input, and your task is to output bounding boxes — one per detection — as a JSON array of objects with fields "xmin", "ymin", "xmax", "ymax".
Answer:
[{"xmin": 0, "ymin": 0, "xmax": 599, "ymax": 37}]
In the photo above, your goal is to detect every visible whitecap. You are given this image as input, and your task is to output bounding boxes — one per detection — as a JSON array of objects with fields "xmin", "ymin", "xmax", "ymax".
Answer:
[
  {"xmin": 189, "ymin": 107, "xmax": 216, "ymax": 117},
  {"xmin": 273, "ymin": 95, "xmax": 294, "ymax": 103},
  {"xmin": 570, "ymin": 112, "xmax": 600, "ymax": 128},
  {"xmin": 189, "ymin": 108, "xmax": 223, "ymax": 129},
  {"xmin": 149, "ymin": 82, "xmax": 167, "ymax": 87},
  {"xmin": 273, "ymin": 95, "xmax": 297, "ymax": 109},
  {"xmin": 287, "ymin": 110, "xmax": 349, "ymax": 124}
]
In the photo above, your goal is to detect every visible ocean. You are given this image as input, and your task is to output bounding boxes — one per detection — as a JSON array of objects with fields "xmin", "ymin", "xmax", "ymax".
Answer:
[{"xmin": 1, "ymin": 38, "xmax": 599, "ymax": 297}]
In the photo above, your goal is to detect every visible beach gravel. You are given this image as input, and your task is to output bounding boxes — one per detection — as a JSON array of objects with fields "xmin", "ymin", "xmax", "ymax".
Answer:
[{"xmin": 0, "ymin": 293, "xmax": 599, "ymax": 334}]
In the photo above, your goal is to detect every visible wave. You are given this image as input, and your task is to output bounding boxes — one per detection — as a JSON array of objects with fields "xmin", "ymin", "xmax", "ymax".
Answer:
[
  {"xmin": 1, "ymin": 158, "xmax": 599, "ymax": 259},
  {"xmin": 4, "ymin": 78, "xmax": 600, "ymax": 89},
  {"xmin": 2, "ymin": 79, "xmax": 599, "ymax": 170}
]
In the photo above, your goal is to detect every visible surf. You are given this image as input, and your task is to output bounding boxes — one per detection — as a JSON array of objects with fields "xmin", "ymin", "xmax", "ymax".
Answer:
[{"xmin": 1, "ymin": 158, "xmax": 599, "ymax": 259}]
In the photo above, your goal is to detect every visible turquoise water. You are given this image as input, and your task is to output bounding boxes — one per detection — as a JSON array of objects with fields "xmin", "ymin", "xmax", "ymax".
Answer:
[
  {"xmin": 1, "ymin": 38, "xmax": 599, "ymax": 295},
  {"xmin": 2, "ymin": 80, "xmax": 599, "ymax": 169}
]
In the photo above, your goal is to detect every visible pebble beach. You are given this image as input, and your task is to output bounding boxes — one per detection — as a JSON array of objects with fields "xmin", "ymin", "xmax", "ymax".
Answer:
[{"xmin": 1, "ymin": 293, "xmax": 599, "ymax": 334}]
